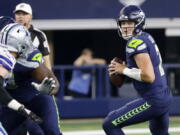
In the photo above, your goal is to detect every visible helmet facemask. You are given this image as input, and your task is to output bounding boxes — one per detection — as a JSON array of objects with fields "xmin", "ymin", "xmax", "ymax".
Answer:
[
  {"xmin": 117, "ymin": 5, "xmax": 146, "ymax": 40},
  {"xmin": 117, "ymin": 20, "xmax": 136, "ymax": 40}
]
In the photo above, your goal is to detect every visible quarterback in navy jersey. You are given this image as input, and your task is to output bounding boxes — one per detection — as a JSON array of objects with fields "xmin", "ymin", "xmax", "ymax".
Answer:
[{"xmin": 103, "ymin": 5, "xmax": 172, "ymax": 135}]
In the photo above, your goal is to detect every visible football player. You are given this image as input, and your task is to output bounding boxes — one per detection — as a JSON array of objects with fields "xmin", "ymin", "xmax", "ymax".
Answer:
[
  {"xmin": 0, "ymin": 18, "xmax": 62, "ymax": 135},
  {"xmin": 14, "ymin": 3, "xmax": 58, "ymax": 133},
  {"xmin": 0, "ymin": 19, "xmax": 43, "ymax": 135},
  {"xmin": 103, "ymin": 5, "xmax": 172, "ymax": 135}
]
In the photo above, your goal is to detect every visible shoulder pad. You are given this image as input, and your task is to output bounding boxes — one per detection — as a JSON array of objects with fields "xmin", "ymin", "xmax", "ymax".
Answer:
[
  {"xmin": 31, "ymin": 53, "xmax": 43, "ymax": 63},
  {"xmin": 27, "ymin": 49, "xmax": 43, "ymax": 64}
]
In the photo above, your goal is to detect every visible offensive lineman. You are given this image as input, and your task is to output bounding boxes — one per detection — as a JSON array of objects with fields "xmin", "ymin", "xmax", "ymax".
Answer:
[
  {"xmin": 103, "ymin": 5, "xmax": 172, "ymax": 135},
  {"xmin": 0, "ymin": 21, "xmax": 43, "ymax": 135},
  {"xmin": 13, "ymin": 3, "xmax": 56, "ymax": 134},
  {"xmin": 0, "ymin": 20, "xmax": 62, "ymax": 135}
]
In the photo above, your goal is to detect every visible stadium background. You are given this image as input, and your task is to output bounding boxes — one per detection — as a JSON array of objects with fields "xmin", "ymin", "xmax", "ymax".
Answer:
[{"xmin": 1, "ymin": 0, "xmax": 180, "ymax": 134}]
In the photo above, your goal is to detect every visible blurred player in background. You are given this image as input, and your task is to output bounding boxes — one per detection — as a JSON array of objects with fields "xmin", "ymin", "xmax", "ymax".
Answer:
[
  {"xmin": 0, "ymin": 19, "xmax": 44, "ymax": 135},
  {"xmin": 103, "ymin": 5, "xmax": 172, "ymax": 135},
  {"xmin": 0, "ymin": 18, "xmax": 62, "ymax": 135},
  {"xmin": 73, "ymin": 48, "xmax": 106, "ymax": 66},
  {"xmin": 14, "ymin": 3, "xmax": 51, "ymax": 70},
  {"xmin": 68, "ymin": 48, "xmax": 106, "ymax": 97}
]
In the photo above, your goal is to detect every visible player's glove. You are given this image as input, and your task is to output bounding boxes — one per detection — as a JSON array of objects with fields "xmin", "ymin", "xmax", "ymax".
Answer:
[
  {"xmin": 31, "ymin": 77, "xmax": 56, "ymax": 95},
  {"xmin": 18, "ymin": 106, "xmax": 43, "ymax": 124}
]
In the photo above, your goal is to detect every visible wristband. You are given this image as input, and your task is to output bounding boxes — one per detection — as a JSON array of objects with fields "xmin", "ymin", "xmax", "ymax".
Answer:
[
  {"xmin": 7, "ymin": 99, "xmax": 22, "ymax": 111},
  {"xmin": 122, "ymin": 67, "xmax": 142, "ymax": 81}
]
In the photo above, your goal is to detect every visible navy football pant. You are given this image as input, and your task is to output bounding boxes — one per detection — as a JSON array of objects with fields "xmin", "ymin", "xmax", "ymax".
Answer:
[
  {"xmin": 102, "ymin": 98, "xmax": 170, "ymax": 135},
  {"xmin": 12, "ymin": 121, "xmax": 44, "ymax": 135},
  {"xmin": 0, "ymin": 95, "xmax": 62, "ymax": 135}
]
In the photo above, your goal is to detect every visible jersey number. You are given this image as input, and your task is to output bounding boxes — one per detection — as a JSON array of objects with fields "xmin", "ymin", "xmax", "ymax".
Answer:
[{"xmin": 155, "ymin": 44, "xmax": 165, "ymax": 76}]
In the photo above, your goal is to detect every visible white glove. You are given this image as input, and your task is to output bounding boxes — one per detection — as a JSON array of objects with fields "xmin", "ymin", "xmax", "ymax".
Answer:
[{"xmin": 31, "ymin": 77, "xmax": 56, "ymax": 94}]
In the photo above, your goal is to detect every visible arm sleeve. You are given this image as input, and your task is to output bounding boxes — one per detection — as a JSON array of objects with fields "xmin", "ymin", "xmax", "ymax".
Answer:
[
  {"xmin": 0, "ymin": 76, "xmax": 13, "ymax": 105},
  {"xmin": 126, "ymin": 38, "xmax": 148, "ymax": 57},
  {"xmin": 38, "ymin": 31, "xmax": 50, "ymax": 56}
]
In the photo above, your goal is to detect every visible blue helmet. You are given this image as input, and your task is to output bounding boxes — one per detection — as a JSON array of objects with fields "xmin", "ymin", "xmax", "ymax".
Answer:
[
  {"xmin": 117, "ymin": 5, "xmax": 145, "ymax": 39},
  {"xmin": 0, "ymin": 16, "xmax": 15, "ymax": 31}
]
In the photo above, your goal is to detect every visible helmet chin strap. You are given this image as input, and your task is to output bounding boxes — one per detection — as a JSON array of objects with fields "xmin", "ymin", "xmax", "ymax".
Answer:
[
  {"xmin": 122, "ymin": 34, "xmax": 133, "ymax": 40},
  {"xmin": 119, "ymin": 27, "xmax": 134, "ymax": 40}
]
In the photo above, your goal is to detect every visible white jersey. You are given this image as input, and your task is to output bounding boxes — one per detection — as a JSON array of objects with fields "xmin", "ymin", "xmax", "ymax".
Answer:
[
  {"xmin": 0, "ymin": 44, "xmax": 16, "ymax": 73},
  {"xmin": 0, "ymin": 122, "xmax": 8, "ymax": 135},
  {"xmin": 0, "ymin": 23, "xmax": 43, "ymax": 70}
]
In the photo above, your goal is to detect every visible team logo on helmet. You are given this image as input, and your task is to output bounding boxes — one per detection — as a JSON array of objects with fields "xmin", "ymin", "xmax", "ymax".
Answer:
[
  {"xmin": 119, "ymin": 0, "xmax": 146, "ymax": 6},
  {"xmin": 117, "ymin": 5, "xmax": 146, "ymax": 40}
]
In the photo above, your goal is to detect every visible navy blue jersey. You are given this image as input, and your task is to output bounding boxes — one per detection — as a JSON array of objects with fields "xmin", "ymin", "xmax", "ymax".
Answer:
[
  {"xmin": 6, "ymin": 49, "xmax": 43, "ymax": 102},
  {"xmin": 126, "ymin": 32, "xmax": 169, "ymax": 97}
]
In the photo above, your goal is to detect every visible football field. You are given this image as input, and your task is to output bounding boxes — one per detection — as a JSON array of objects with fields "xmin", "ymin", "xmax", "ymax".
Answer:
[{"xmin": 60, "ymin": 116, "xmax": 180, "ymax": 135}]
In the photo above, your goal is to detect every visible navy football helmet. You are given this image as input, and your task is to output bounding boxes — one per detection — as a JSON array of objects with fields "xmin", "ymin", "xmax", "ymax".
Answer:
[
  {"xmin": 117, "ymin": 5, "xmax": 145, "ymax": 39},
  {"xmin": 0, "ymin": 16, "xmax": 15, "ymax": 31}
]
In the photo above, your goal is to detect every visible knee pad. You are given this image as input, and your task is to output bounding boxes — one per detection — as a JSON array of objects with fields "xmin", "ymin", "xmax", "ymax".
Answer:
[
  {"xmin": 103, "ymin": 110, "xmax": 119, "ymax": 129},
  {"xmin": 102, "ymin": 118, "xmax": 109, "ymax": 131},
  {"xmin": 102, "ymin": 114, "xmax": 115, "ymax": 131}
]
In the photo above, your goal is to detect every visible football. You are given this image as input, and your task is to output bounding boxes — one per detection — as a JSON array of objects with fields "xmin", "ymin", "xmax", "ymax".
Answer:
[
  {"xmin": 109, "ymin": 57, "xmax": 125, "ymax": 88},
  {"xmin": 31, "ymin": 64, "xmax": 52, "ymax": 82}
]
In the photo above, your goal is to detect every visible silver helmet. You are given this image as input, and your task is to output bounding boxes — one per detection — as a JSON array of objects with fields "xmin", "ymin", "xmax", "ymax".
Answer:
[{"xmin": 0, "ymin": 23, "xmax": 34, "ymax": 58}]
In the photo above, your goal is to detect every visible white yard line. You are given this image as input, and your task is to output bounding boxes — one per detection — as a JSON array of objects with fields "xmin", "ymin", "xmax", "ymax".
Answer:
[{"xmin": 64, "ymin": 127, "xmax": 180, "ymax": 135}]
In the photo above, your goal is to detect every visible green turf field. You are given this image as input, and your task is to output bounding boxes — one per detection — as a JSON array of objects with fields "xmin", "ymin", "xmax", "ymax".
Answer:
[{"xmin": 60, "ymin": 116, "xmax": 180, "ymax": 135}]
